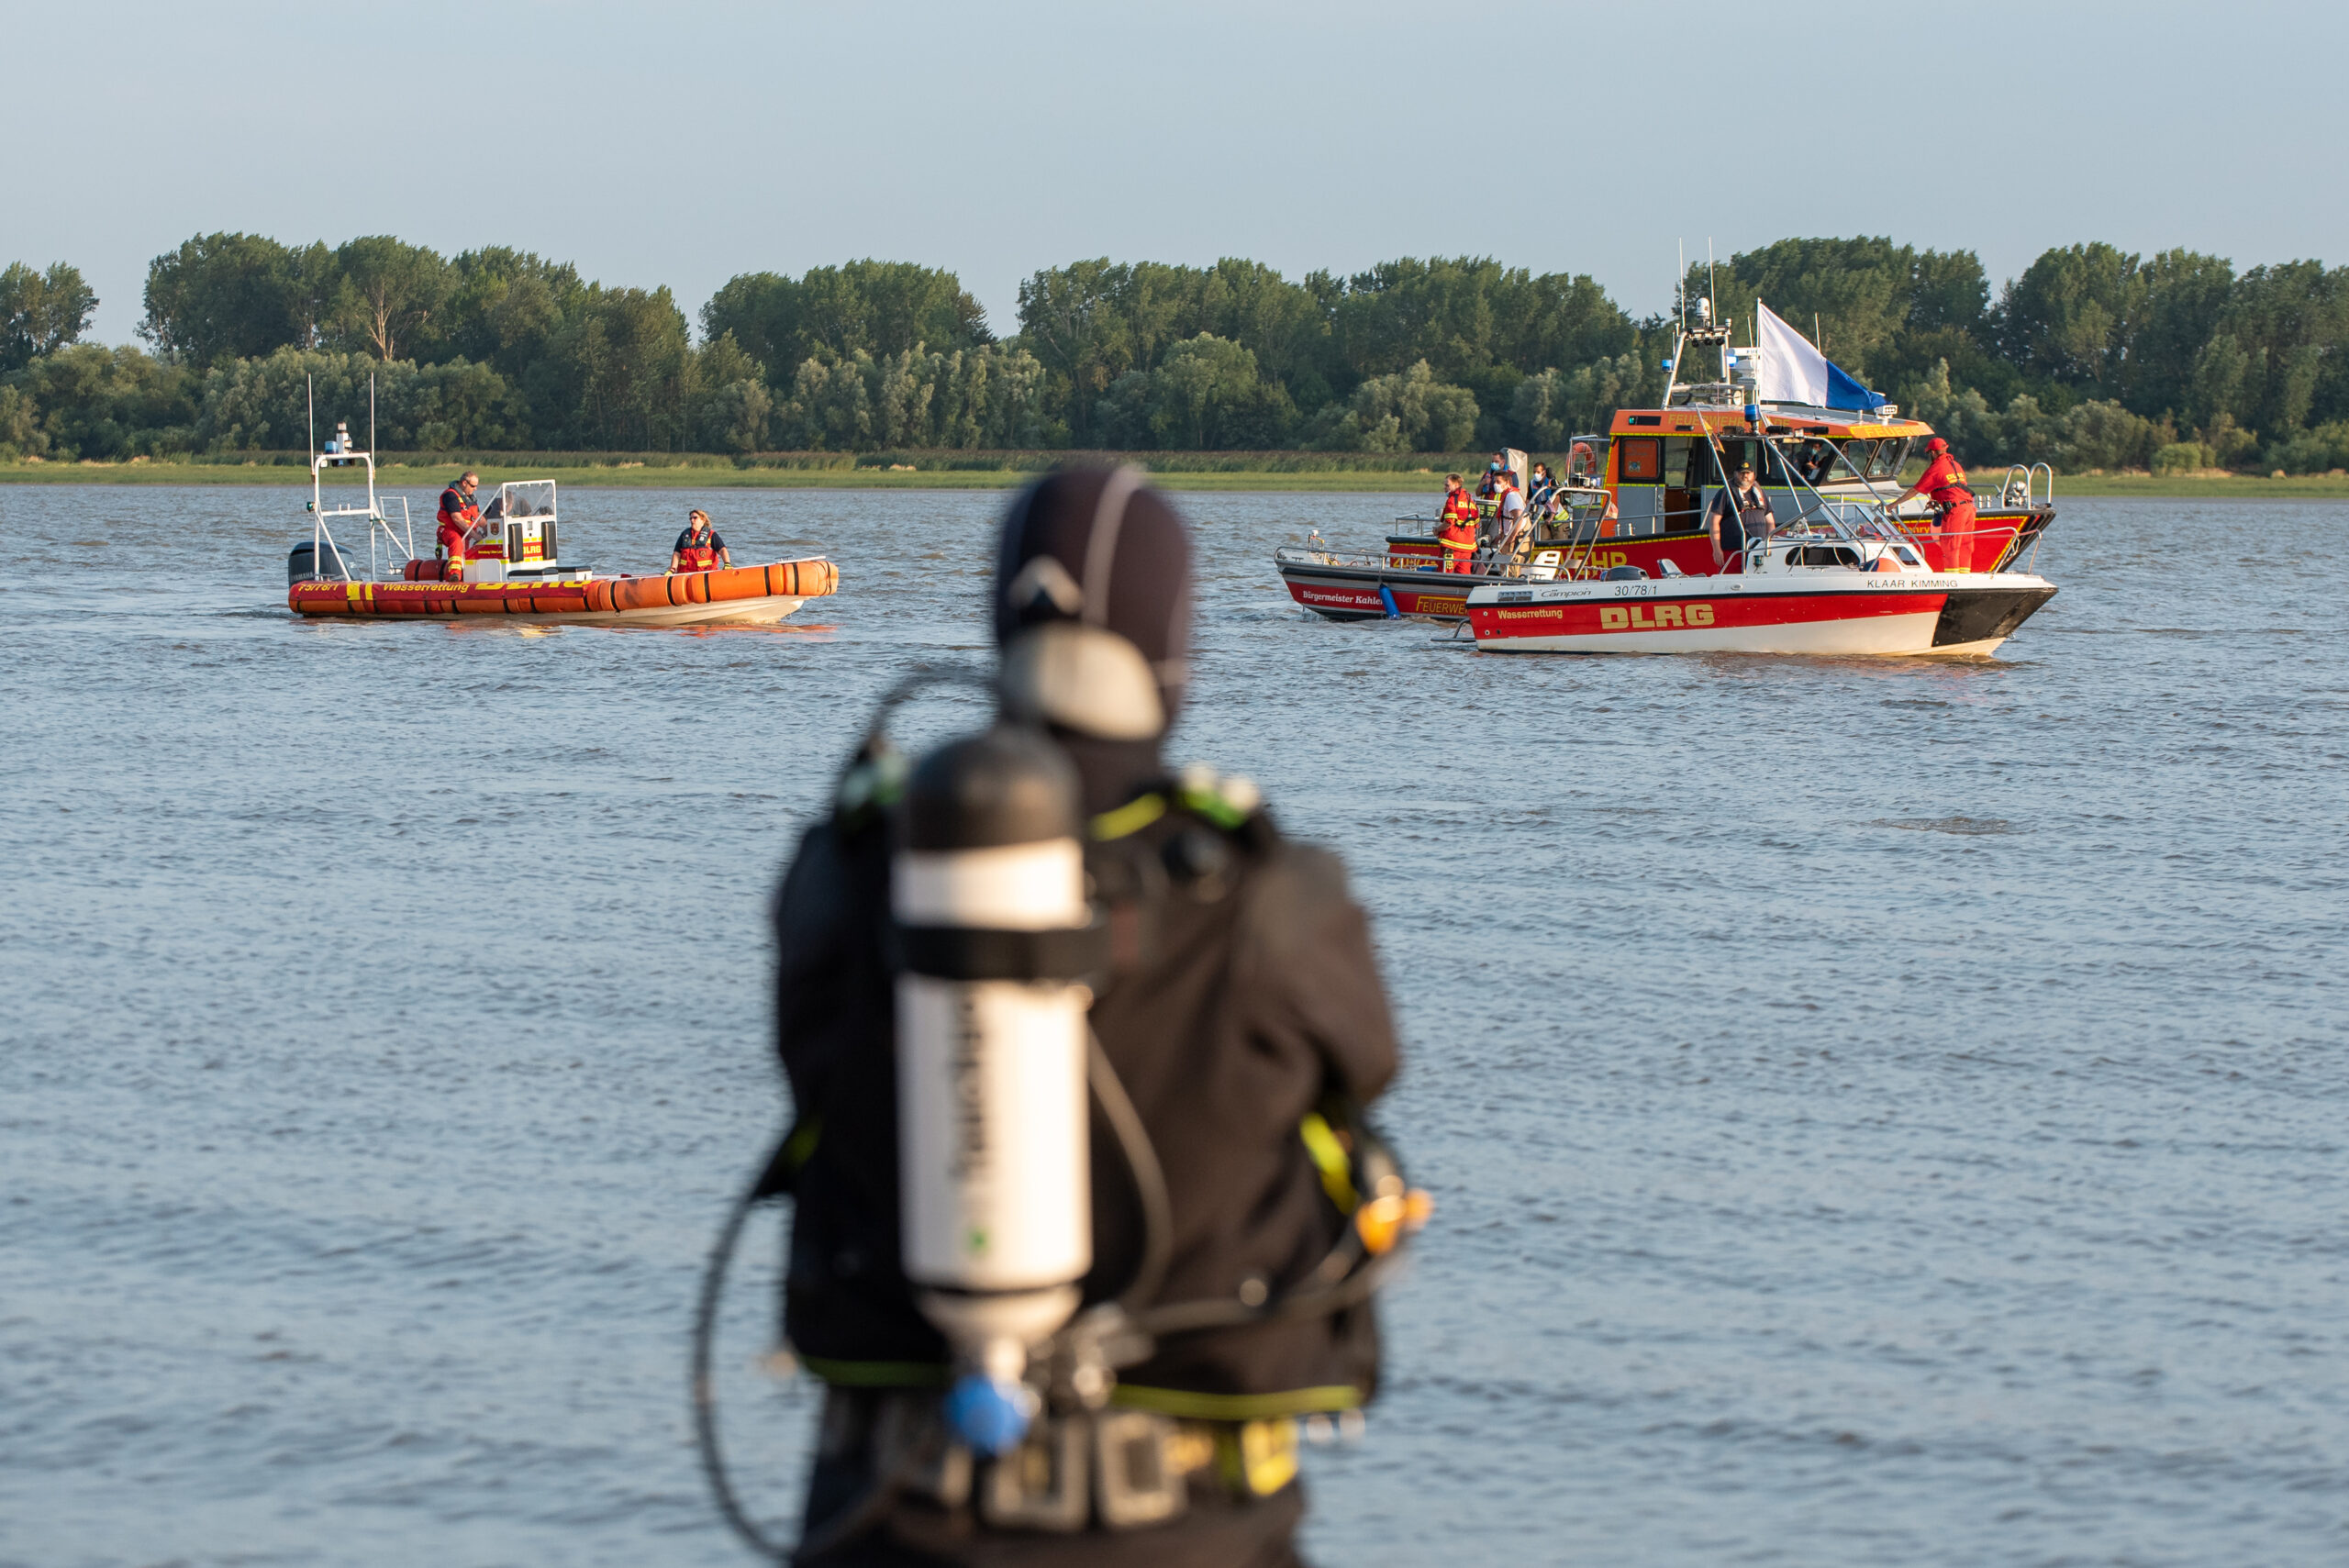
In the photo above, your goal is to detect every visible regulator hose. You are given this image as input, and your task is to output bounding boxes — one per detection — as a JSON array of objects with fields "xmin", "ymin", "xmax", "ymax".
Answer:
[
  {"xmin": 1089, "ymin": 1030, "xmax": 1174, "ymax": 1314},
  {"xmin": 689, "ymin": 1170, "xmax": 897, "ymax": 1564}
]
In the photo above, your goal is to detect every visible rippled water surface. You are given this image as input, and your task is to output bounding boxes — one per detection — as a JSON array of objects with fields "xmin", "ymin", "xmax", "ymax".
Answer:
[{"xmin": 3, "ymin": 484, "xmax": 2343, "ymax": 1567}]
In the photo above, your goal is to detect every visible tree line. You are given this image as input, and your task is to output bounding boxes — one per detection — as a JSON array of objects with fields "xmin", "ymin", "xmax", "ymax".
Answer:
[{"xmin": 5, "ymin": 233, "xmax": 2348, "ymax": 474}]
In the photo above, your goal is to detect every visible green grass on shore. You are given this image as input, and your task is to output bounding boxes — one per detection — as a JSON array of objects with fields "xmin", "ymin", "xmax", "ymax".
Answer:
[
  {"xmin": 6, "ymin": 457, "xmax": 2349, "ymax": 499},
  {"xmin": 2017, "ymin": 471, "xmax": 2349, "ymax": 499},
  {"xmin": 0, "ymin": 459, "xmax": 1453, "ymax": 492}
]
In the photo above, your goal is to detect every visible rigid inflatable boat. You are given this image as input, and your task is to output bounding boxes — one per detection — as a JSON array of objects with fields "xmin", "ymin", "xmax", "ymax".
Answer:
[{"xmin": 284, "ymin": 430, "xmax": 837, "ymax": 627}]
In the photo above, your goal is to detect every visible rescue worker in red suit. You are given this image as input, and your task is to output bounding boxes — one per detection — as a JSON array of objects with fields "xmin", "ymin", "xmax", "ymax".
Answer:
[
  {"xmin": 1894, "ymin": 438, "xmax": 1976, "ymax": 569},
  {"xmin": 435, "ymin": 472, "xmax": 481, "ymax": 578},
  {"xmin": 1435, "ymin": 473, "xmax": 1478, "ymax": 573}
]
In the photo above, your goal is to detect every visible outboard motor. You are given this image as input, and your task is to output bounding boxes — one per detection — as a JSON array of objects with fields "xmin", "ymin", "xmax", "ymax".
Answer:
[
  {"xmin": 893, "ymin": 725, "xmax": 1100, "ymax": 1456},
  {"xmin": 287, "ymin": 539, "xmax": 349, "ymax": 584}
]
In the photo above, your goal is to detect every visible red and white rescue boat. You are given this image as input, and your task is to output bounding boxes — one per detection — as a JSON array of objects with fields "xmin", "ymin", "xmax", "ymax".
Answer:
[{"xmin": 1465, "ymin": 523, "xmax": 2054, "ymax": 656}]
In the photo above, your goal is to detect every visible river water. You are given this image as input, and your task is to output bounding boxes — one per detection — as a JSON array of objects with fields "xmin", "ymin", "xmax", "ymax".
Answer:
[{"xmin": 2, "ymin": 483, "xmax": 2342, "ymax": 1567}]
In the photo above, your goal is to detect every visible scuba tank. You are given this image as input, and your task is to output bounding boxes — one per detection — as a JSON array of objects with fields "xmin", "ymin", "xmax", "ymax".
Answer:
[{"xmin": 892, "ymin": 725, "xmax": 1100, "ymax": 1455}]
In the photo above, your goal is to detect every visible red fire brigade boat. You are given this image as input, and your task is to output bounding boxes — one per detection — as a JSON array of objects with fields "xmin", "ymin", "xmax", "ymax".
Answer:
[
  {"xmin": 1275, "ymin": 312, "xmax": 2054, "ymax": 623},
  {"xmin": 284, "ymin": 439, "xmax": 836, "ymax": 626}
]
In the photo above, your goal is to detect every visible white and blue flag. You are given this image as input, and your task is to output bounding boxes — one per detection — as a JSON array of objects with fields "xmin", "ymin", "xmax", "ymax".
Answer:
[{"xmin": 1753, "ymin": 301, "xmax": 1887, "ymax": 412}]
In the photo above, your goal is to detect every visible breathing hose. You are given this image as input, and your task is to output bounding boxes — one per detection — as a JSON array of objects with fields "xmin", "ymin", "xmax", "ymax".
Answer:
[
  {"xmin": 686, "ymin": 1038, "xmax": 1176, "ymax": 1562},
  {"xmin": 690, "ymin": 1163, "xmax": 907, "ymax": 1565},
  {"xmin": 1089, "ymin": 1030, "xmax": 1174, "ymax": 1314},
  {"xmin": 689, "ymin": 1176, "xmax": 796, "ymax": 1562}
]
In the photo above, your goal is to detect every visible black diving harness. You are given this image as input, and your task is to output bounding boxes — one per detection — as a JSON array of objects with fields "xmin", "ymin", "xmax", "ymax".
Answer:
[{"xmin": 689, "ymin": 669, "xmax": 1426, "ymax": 1562}]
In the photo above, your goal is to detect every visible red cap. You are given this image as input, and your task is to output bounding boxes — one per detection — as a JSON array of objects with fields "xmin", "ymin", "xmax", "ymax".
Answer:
[{"xmin": 1926, "ymin": 437, "xmax": 1949, "ymax": 453}]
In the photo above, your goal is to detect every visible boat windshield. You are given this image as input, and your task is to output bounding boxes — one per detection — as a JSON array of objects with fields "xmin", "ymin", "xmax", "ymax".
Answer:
[
  {"xmin": 503, "ymin": 480, "xmax": 558, "ymax": 519},
  {"xmin": 1777, "ymin": 438, "xmax": 1912, "ymax": 486}
]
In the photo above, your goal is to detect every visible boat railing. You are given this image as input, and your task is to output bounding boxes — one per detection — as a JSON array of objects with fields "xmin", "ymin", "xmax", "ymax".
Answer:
[
  {"xmin": 300, "ymin": 376, "xmax": 417, "ymax": 584},
  {"xmin": 1281, "ymin": 535, "xmax": 1623, "ymax": 586},
  {"xmin": 1764, "ymin": 434, "xmax": 2025, "ymax": 569},
  {"xmin": 1994, "ymin": 462, "xmax": 2055, "ymax": 510},
  {"xmin": 306, "ymin": 448, "xmax": 416, "ymax": 583},
  {"xmin": 1769, "ymin": 498, "xmax": 2043, "ymax": 575},
  {"xmin": 1279, "ymin": 542, "xmax": 1396, "ymax": 572}
]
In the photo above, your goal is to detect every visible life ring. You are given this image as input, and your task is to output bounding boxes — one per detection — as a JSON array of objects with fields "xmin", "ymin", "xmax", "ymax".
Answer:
[{"xmin": 1567, "ymin": 439, "xmax": 1600, "ymax": 481}]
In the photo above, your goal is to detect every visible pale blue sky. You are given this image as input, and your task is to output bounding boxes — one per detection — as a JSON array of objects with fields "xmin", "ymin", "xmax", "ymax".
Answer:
[{"xmin": 9, "ymin": 0, "xmax": 2343, "ymax": 347}]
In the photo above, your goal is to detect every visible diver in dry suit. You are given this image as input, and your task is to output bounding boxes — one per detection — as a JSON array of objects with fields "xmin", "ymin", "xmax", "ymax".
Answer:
[{"xmin": 763, "ymin": 470, "xmax": 1408, "ymax": 1566}]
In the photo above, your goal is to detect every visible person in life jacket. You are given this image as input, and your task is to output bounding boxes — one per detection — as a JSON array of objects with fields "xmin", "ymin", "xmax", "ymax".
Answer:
[
  {"xmin": 1473, "ymin": 463, "xmax": 1501, "ymax": 519},
  {"xmin": 765, "ymin": 469, "xmax": 1407, "ymax": 1567},
  {"xmin": 435, "ymin": 472, "xmax": 481, "ymax": 573},
  {"xmin": 1893, "ymin": 437, "xmax": 1976, "ymax": 565},
  {"xmin": 1708, "ymin": 462, "xmax": 1773, "ymax": 573},
  {"xmin": 1526, "ymin": 462, "xmax": 1557, "ymax": 515},
  {"xmin": 669, "ymin": 509, "xmax": 730, "ymax": 573},
  {"xmin": 1435, "ymin": 473, "xmax": 1479, "ymax": 573}
]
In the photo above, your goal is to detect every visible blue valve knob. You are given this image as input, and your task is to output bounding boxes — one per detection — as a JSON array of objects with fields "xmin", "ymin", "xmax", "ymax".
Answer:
[{"xmin": 945, "ymin": 1373, "xmax": 1034, "ymax": 1455}]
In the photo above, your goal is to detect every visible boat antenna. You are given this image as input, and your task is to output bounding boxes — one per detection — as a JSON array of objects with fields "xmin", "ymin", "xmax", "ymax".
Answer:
[
  {"xmin": 1676, "ymin": 239, "xmax": 1687, "ymax": 330},
  {"xmin": 369, "ymin": 373, "xmax": 376, "ymax": 456},
  {"xmin": 1708, "ymin": 238, "xmax": 1721, "ymax": 380},
  {"xmin": 307, "ymin": 374, "xmax": 316, "ymax": 455}
]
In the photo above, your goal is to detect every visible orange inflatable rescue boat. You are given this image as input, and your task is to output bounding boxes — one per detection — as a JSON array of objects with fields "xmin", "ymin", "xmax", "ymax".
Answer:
[{"xmin": 285, "ymin": 440, "xmax": 837, "ymax": 627}]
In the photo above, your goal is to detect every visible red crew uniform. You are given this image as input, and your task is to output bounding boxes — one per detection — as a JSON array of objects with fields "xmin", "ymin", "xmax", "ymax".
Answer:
[
  {"xmin": 1435, "ymin": 517, "xmax": 1477, "ymax": 573},
  {"xmin": 436, "ymin": 484, "xmax": 480, "ymax": 564},
  {"xmin": 1914, "ymin": 448, "xmax": 1977, "ymax": 568},
  {"xmin": 1437, "ymin": 488, "xmax": 1480, "ymax": 573}
]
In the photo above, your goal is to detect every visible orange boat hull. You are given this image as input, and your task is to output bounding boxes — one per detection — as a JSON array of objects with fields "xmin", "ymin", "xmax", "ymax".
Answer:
[{"xmin": 288, "ymin": 559, "xmax": 839, "ymax": 624}]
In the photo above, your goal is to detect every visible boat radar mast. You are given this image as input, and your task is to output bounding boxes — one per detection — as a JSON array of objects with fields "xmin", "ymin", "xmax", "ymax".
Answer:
[
  {"xmin": 295, "ymin": 372, "xmax": 417, "ymax": 583},
  {"xmin": 1662, "ymin": 295, "xmax": 1736, "ymax": 411}
]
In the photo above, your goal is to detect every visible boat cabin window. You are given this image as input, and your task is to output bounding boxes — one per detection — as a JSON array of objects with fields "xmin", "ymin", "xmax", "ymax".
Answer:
[
  {"xmin": 1784, "ymin": 439, "xmax": 1847, "ymax": 485},
  {"xmin": 1664, "ymin": 436, "xmax": 1710, "ymax": 487},
  {"xmin": 1865, "ymin": 438, "xmax": 1911, "ymax": 480},
  {"xmin": 1787, "ymin": 545, "xmax": 1863, "ymax": 569},
  {"xmin": 1714, "ymin": 437, "xmax": 1780, "ymax": 484}
]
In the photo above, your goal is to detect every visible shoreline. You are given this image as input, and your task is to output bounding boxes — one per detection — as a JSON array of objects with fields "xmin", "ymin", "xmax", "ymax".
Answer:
[
  {"xmin": 5, "ymin": 461, "xmax": 2347, "ymax": 499},
  {"xmin": 0, "ymin": 462, "xmax": 1434, "ymax": 493}
]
